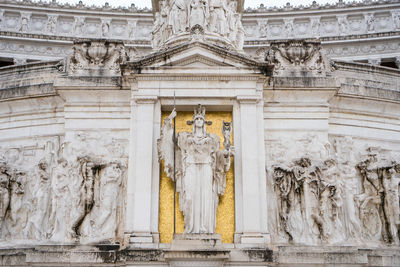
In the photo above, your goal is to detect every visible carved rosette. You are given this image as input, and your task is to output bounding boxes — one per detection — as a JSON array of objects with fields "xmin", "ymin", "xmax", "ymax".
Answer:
[
  {"xmin": 68, "ymin": 40, "xmax": 128, "ymax": 76},
  {"xmin": 265, "ymin": 40, "xmax": 329, "ymax": 77}
]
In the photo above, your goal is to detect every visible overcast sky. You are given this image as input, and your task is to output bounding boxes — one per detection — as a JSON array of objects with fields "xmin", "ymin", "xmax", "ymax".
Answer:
[{"xmin": 52, "ymin": 0, "xmax": 349, "ymax": 9}]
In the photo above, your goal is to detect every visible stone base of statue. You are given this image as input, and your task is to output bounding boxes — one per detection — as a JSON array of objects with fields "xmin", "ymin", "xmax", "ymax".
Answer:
[
  {"xmin": 165, "ymin": 234, "xmax": 229, "ymax": 267},
  {"xmin": 171, "ymin": 233, "xmax": 222, "ymax": 249}
]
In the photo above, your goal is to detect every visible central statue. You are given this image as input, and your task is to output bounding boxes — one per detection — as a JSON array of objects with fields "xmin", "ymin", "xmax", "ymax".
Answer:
[{"xmin": 158, "ymin": 105, "xmax": 233, "ymax": 234}]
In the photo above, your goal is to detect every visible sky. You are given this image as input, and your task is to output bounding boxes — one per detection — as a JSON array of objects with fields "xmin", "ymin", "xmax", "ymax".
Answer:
[{"xmin": 50, "ymin": 0, "xmax": 347, "ymax": 9}]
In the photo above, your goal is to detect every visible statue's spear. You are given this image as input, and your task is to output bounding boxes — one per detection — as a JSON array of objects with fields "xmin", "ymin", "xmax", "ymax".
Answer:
[{"xmin": 173, "ymin": 91, "xmax": 176, "ymax": 235}]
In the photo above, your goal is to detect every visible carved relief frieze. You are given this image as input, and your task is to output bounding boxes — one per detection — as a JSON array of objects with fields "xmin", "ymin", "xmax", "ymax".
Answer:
[
  {"xmin": 127, "ymin": 20, "xmax": 137, "ymax": 39},
  {"xmin": 337, "ymin": 15, "xmax": 348, "ymax": 36},
  {"xmin": 0, "ymin": 0, "xmax": 147, "ymax": 13},
  {"xmin": 355, "ymin": 148, "xmax": 400, "ymax": 244},
  {"xmin": 373, "ymin": 12, "xmax": 392, "ymax": 32},
  {"xmin": 267, "ymin": 20, "xmax": 283, "ymax": 38},
  {"xmin": 0, "ymin": 7, "xmax": 145, "ymax": 41},
  {"xmin": 365, "ymin": 13, "xmax": 375, "ymax": 32},
  {"xmin": 111, "ymin": 20, "xmax": 128, "ymax": 38},
  {"xmin": 310, "ymin": 17, "xmax": 321, "ymax": 38},
  {"xmin": 57, "ymin": 16, "xmax": 73, "ymax": 35},
  {"xmin": 74, "ymin": 16, "xmax": 85, "ymax": 36},
  {"xmin": 272, "ymin": 157, "xmax": 345, "ymax": 244},
  {"xmin": 85, "ymin": 18, "xmax": 101, "ymax": 36},
  {"xmin": 320, "ymin": 17, "xmax": 337, "ymax": 37},
  {"xmin": 247, "ymin": 7, "xmax": 399, "ymax": 43},
  {"xmin": 3, "ymin": 11, "xmax": 20, "ymax": 30},
  {"xmin": 0, "ymin": 133, "xmax": 127, "ymax": 244},
  {"xmin": 283, "ymin": 19, "xmax": 294, "ymax": 38},
  {"xmin": 46, "ymin": 15, "xmax": 58, "ymax": 34},
  {"xmin": 392, "ymin": 10, "xmax": 400, "ymax": 30},
  {"xmin": 267, "ymin": 135, "xmax": 400, "ymax": 246},
  {"xmin": 79, "ymin": 162, "xmax": 125, "ymax": 243},
  {"xmin": 243, "ymin": 22, "xmax": 257, "ymax": 38},
  {"xmin": 0, "ymin": 9, "xmax": 3, "ymax": 25},
  {"xmin": 19, "ymin": 12, "xmax": 31, "ymax": 33},
  {"xmin": 294, "ymin": 19, "xmax": 310, "ymax": 37},
  {"xmin": 0, "ymin": 39, "xmax": 72, "ymax": 59},
  {"xmin": 101, "ymin": 19, "xmax": 111, "ymax": 38},
  {"xmin": 324, "ymin": 39, "xmax": 400, "ymax": 58},
  {"xmin": 30, "ymin": 14, "xmax": 46, "ymax": 33},
  {"xmin": 347, "ymin": 15, "xmax": 364, "ymax": 33},
  {"xmin": 257, "ymin": 19, "xmax": 268, "ymax": 38},
  {"xmin": 267, "ymin": 135, "xmax": 343, "ymax": 244},
  {"xmin": 135, "ymin": 21, "xmax": 152, "ymax": 40}
]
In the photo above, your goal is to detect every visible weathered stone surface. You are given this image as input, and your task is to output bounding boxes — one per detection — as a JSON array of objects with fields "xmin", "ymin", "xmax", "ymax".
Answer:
[{"xmin": 0, "ymin": 1, "xmax": 399, "ymax": 266}]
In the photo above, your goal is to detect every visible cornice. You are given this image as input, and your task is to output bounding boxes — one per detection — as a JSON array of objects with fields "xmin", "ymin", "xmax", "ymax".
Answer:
[
  {"xmin": 132, "ymin": 75, "xmax": 264, "ymax": 81},
  {"xmin": 0, "ymin": 31, "xmax": 152, "ymax": 46},
  {"xmin": 244, "ymin": 32, "xmax": 400, "ymax": 47},
  {"xmin": 133, "ymin": 95, "xmax": 158, "ymax": 104},
  {"xmin": 124, "ymin": 41, "xmax": 269, "ymax": 70},
  {"xmin": 0, "ymin": 0, "xmax": 152, "ymax": 13},
  {"xmin": 1, "ymin": 0, "xmax": 398, "ymax": 17},
  {"xmin": 332, "ymin": 60, "xmax": 400, "ymax": 76},
  {"xmin": 237, "ymin": 95, "xmax": 261, "ymax": 104},
  {"xmin": 244, "ymin": 0, "xmax": 400, "ymax": 15},
  {"xmin": 0, "ymin": 59, "xmax": 62, "ymax": 74}
]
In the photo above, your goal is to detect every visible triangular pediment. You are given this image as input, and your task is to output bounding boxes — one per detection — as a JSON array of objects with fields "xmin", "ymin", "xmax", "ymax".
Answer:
[
  {"xmin": 124, "ymin": 41, "xmax": 269, "ymax": 72},
  {"xmin": 173, "ymin": 54, "xmax": 231, "ymax": 67}
]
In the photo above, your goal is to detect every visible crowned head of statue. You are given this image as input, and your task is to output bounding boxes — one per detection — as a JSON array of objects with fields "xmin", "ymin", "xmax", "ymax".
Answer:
[{"xmin": 187, "ymin": 104, "xmax": 212, "ymax": 136}]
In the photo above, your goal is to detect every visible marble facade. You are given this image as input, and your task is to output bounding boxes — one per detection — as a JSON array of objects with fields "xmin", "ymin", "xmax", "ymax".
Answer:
[{"xmin": 0, "ymin": 0, "xmax": 399, "ymax": 266}]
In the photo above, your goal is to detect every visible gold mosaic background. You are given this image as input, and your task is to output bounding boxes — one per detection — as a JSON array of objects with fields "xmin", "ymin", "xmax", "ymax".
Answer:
[{"xmin": 159, "ymin": 111, "xmax": 235, "ymax": 243}]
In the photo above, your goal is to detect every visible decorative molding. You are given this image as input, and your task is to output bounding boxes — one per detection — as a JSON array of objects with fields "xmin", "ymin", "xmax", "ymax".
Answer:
[
  {"xmin": 134, "ymin": 75, "xmax": 262, "ymax": 82},
  {"xmin": 133, "ymin": 95, "xmax": 158, "ymax": 104},
  {"xmin": 0, "ymin": 134, "xmax": 128, "ymax": 244},
  {"xmin": 0, "ymin": 1, "xmax": 399, "ymax": 66},
  {"xmin": 68, "ymin": 40, "xmax": 128, "ymax": 76},
  {"xmin": 125, "ymin": 41, "xmax": 268, "ymax": 73},
  {"xmin": 0, "ymin": 0, "xmax": 151, "ymax": 13},
  {"xmin": 237, "ymin": 95, "xmax": 260, "ymax": 104},
  {"xmin": 244, "ymin": 0, "xmax": 400, "ymax": 13},
  {"xmin": 265, "ymin": 40, "xmax": 329, "ymax": 77},
  {"xmin": 332, "ymin": 60, "xmax": 400, "ymax": 77}
]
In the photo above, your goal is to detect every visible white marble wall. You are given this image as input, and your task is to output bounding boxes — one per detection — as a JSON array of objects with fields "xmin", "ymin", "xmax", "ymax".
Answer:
[
  {"xmin": 264, "ymin": 54, "xmax": 400, "ymax": 246},
  {"xmin": 0, "ymin": 57, "xmax": 130, "ymax": 245},
  {"xmin": 0, "ymin": 34, "xmax": 399, "ymax": 266},
  {"xmin": 1, "ymin": 0, "xmax": 400, "ymax": 65}
]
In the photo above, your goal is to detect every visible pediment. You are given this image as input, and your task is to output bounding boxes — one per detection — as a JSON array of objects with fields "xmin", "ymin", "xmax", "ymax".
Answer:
[
  {"xmin": 125, "ymin": 41, "xmax": 268, "ymax": 72},
  {"xmin": 173, "ymin": 55, "xmax": 231, "ymax": 67}
]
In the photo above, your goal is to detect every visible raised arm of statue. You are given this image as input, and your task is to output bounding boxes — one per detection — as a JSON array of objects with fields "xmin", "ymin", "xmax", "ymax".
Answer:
[{"xmin": 158, "ymin": 109, "xmax": 181, "ymax": 181}]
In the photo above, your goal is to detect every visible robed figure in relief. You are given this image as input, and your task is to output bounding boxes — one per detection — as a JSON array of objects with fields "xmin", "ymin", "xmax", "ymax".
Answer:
[{"xmin": 158, "ymin": 105, "xmax": 233, "ymax": 234}]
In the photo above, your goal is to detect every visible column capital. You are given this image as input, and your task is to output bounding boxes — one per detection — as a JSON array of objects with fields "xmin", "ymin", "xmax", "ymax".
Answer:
[
  {"xmin": 133, "ymin": 95, "xmax": 158, "ymax": 104},
  {"xmin": 237, "ymin": 95, "xmax": 261, "ymax": 104}
]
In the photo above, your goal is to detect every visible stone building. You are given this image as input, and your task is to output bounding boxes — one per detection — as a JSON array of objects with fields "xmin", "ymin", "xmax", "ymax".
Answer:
[{"xmin": 0, "ymin": 0, "xmax": 399, "ymax": 266}]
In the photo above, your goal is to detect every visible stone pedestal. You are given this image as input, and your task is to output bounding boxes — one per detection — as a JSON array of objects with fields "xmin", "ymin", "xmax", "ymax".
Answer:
[
  {"xmin": 165, "ymin": 234, "xmax": 229, "ymax": 267},
  {"xmin": 171, "ymin": 234, "xmax": 222, "ymax": 249}
]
